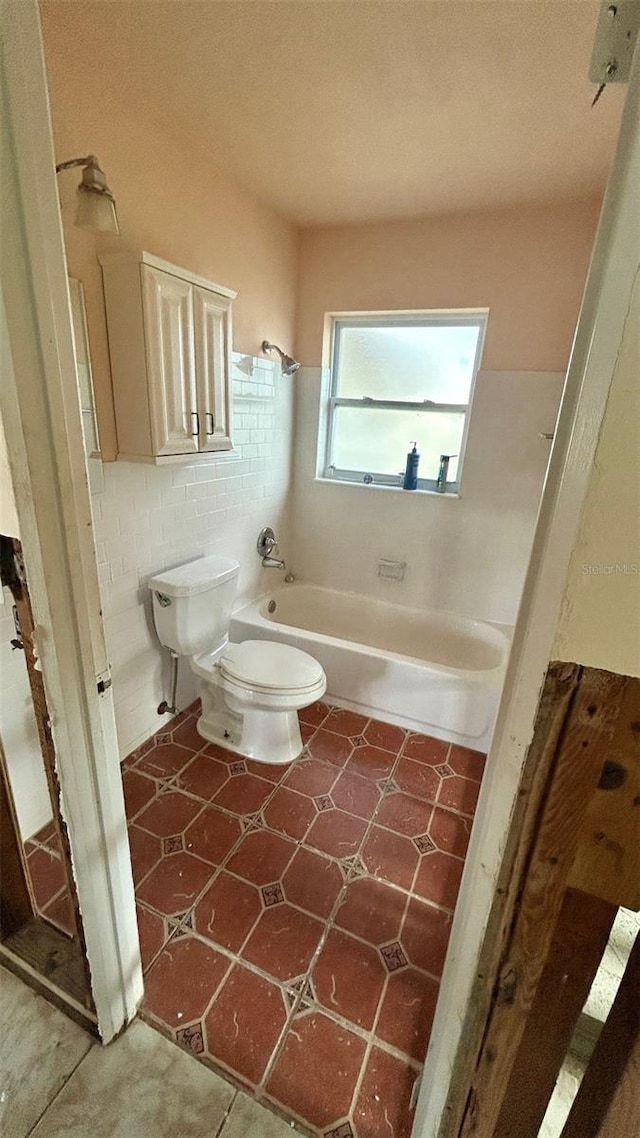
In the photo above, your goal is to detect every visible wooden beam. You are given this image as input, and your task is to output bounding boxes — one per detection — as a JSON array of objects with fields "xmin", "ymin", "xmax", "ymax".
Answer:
[
  {"xmin": 1, "ymin": 538, "xmax": 81, "ymax": 945},
  {"xmin": 458, "ymin": 666, "xmax": 629, "ymax": 1137},
  {"xmin": 0, "ymin": 741, "xmax": 34, "ymax": 936},
  {"xmin": 439, "ymin": 661, "xmax": 583, "ymax": 1138},
  {"xmin": 568, "ymin": 679, "xmax": 640, "ymax": 909},
  {"xmin": 494, "ymin": 888, "xmax": 617, "ymax": 1138},
  {"xmin": 561, "ymin": 931, "xmax": 639, "ymax": 1138}
]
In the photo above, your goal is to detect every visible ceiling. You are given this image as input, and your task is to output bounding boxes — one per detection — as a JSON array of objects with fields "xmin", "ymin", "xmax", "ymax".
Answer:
[{"xmin": 41, "ymin": 0, "xmax": 624, "ymax": 226}]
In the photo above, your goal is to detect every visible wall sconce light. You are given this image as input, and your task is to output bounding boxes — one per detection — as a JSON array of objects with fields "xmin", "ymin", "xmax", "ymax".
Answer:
[
  {"xmin": 55, "ymin": 155, "xmax": 120, "ymax": 234},
  {"xmin": 261, "ymin": 340, "xmax": 300, "ymax": 375}
]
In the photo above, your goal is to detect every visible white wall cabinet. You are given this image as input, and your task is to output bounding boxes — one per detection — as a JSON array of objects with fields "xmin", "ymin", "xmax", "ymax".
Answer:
[{"xmin": 100, "ymin": 251, "xmax": 236, "ymax": 462}]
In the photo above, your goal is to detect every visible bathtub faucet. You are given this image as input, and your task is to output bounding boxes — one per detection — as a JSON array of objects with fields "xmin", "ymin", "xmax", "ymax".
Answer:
[{"xmin": 257, "ymin": 526, "xmax": 286, "ymax": 571}]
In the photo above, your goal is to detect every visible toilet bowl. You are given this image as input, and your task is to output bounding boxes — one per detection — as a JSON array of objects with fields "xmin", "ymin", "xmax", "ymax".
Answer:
[
  {"xmin": 149, "ymin": 556, "xmax": 326, "ymax": 766},
  {"xmin": 192, "ymin": 639, "xmax": 326, "ymax": 764}
]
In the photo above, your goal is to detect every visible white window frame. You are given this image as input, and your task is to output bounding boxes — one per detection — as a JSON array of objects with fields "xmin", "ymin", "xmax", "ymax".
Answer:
[{"xmin": 322, "ymin": 310, "xmax": 488, "ymax": 493}]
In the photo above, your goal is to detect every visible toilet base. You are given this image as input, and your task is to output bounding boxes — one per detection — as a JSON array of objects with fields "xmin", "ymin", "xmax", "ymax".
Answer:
[{"xmin": 196, "ymin": 686, "xmax": 304, "ymax": 766}]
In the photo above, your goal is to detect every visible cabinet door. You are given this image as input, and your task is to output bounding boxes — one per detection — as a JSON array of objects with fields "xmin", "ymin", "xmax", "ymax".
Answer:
[
  {"xmin": 193, "ymin": 285, "xmax": 233, "ymax": 452},
  {"xmin": 142, "ymin": 266, "xmax": 199, "ymax": 455}
]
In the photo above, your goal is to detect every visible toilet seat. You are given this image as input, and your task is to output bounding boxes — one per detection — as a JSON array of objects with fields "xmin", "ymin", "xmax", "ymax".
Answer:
[{"xmin": 193, "ymin": 640, "xmax": 325, "ymax": 697}]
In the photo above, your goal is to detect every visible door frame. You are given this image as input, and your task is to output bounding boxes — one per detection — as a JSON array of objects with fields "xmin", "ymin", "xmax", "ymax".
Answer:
[
  {"xmin": 414, "ymin": 34, "xmax": 640, "ymax": 1137},
  {"xmin": 1, "ymin": 1, "xmax": 142, "ymax": 1041},
  {"xmin": 2, "ymin": 0, "xmax": 638, "ymax": 1097}
]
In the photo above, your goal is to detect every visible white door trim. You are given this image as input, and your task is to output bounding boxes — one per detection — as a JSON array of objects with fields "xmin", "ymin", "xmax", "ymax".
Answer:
[
  {"xmin": 1, "ymin": 1, "xmax": 142, "ymax": 1040},
  {"xmin": 414, "ymin": 36, "xmax": 640, "ymax": 1138}
]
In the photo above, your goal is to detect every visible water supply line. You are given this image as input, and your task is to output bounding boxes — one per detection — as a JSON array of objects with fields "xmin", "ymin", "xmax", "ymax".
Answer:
[{"xmin": 157, "ymin": 649, "xmax": 179, "ymax": 716}]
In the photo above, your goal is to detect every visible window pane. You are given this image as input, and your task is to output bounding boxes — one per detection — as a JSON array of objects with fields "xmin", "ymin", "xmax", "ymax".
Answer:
[
  {"xmin": 336, "ymin": 322, "xmax": 480, "ymax": 404},
  {"xmin": 331, "ymin": 407, "xmax": 465, "ymax": 482}
]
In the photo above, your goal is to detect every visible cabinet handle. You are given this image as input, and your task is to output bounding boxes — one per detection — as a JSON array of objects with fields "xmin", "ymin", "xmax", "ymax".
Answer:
[
  {"xmin": 191, "ymin": 412, "xmax": 200, "ymax": 437},
  {"xmin": 205, "ymin": 412, "xmax": 214, "ymax": 436}
]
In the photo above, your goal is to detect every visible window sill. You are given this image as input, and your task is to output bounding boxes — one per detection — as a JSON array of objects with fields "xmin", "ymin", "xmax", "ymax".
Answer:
[{"xmin": 314, "ymin": 477, "xmax": 460, "ymax": 499}]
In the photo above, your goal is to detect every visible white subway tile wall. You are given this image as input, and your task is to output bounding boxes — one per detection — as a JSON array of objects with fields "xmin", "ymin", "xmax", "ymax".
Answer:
[{"xmin": 92, "ymin": 354, "xmax": 294, "ymax": 758}]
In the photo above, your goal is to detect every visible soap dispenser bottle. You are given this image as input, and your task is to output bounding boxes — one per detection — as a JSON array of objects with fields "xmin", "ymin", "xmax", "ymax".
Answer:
[
  {"xmin": 403, "ymin": 442, "xmax": 420, "ymax": 490},
  {"xmin": 436, "ymin": 454, "xmax": 457, "ymax": 493}
]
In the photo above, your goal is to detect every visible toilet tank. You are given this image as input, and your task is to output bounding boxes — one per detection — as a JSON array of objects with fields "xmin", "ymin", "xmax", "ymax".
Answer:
[{"xmin": 149, "ymin": 556, "xmax": 240, "ymax": 656}]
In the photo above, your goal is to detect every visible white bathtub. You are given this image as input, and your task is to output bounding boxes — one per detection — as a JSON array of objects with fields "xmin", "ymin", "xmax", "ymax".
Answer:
[{"xmin": 230, "ymin": 584, "xmax": 510, "ymax": 751}]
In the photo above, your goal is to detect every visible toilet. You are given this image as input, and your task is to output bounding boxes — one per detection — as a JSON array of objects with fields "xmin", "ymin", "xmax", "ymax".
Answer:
[{"xmin": 149, "ymin": 555, "xmax": 326, "ymax": 765}]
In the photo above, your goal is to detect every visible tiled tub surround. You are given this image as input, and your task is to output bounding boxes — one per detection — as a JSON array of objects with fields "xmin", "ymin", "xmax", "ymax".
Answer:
[
  {"xmin": 292, "ymin": 369, "xmax": 565, "ymax": 627},
  {"xmin": 123, "ymin": 700, "xmax": 485, "ymax": 1137},
  {"xmin": 91, "ymin": 353, "xmax": 293, "ymax": 759}
]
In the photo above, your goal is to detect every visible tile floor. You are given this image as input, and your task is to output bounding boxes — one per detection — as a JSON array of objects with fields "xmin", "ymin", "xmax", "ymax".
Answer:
[
  {"xmin": 123, "ymin": 699, "xmax": 485, "ymax": 1137},
  {"xmin": 23, "ymin": 821, "xmax": 75, "ymax": 938},
  {"xmin": 0, "ymin": 963, "xmax": 297, "ymax": 1138}
]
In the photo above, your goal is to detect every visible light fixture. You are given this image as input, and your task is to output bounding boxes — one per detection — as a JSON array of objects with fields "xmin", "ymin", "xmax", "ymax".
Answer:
[
  {"xmin": 261, "ymin": 340, "xmax": 300, "ymax": 375},
  {"xmin": 55, "ymin": 155, "xmax": 119, "ymax": 234}
]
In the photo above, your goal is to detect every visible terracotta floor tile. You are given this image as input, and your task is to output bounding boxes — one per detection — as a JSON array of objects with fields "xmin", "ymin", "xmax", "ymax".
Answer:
[
  {"xmin": 184, "ymin": 804, "xmax": 242, "ymax": 866},
  {"xmin": 32, "ymin": 819, "xmax": 57, "ymax": 846},
  {"xmin": 122, "ymin": 769, "xmax": 157, "ymax": 820},
  {"xmin": 361, "ymin": 826, "xmax": 419, "ymax": 891},
  {"xmin": 394, "ymin": 755, "xmax": 441, "ymax": 802},
  {"xmin": 307, "ymin": 729, "xmax": 353, "ymax": 768},
  {"xmin": 135, "ymin": 742, "xmax": 196, "ymax": 781},
  {"xmin": 213, "ymin": 773, "xmax": 273, "ymax": 816},
  {"xmin": 127, "ymin": 824, "xmax": 163, "ymax": 885},
  {"xmin": 172, "ymin": 715, "xmax": 206, "ymax": 752},
  {"xmin": 305, "ymin": 809, "xmax": 367, "ymax": 860},
  {"xmin": 330, "ymin": 769, "xmax": 381, "ymax": 820},
  {"xmin": 42, "ymin": 889, "xmax": 74, "ymax": 937},
  {"xmin": 364, "ymin": 719, "xmax": 407, "ymax": 754},
  {"xmin": 448, "ymin": 744, "xmax": 486, "ymax": 782},
  {"xmin": 429, "ymin": 805, "xmax": 473, "ymax": 859},
  {"xmin": 194, "ymin": 870, "xmax": 262, "ymax": 952},
  {"xmin": 175, "ymin": 753, "xmax": 230, "ymax": 801},
  {"xmin": 266, "ymin": 1011, "xmax": 366, "ymax": 1130},
  {"xmin": 354, "ymin": 1045, "xmax": 416, "ymax": 1138},
  {"xmin": 282, "ymin": 846, "xmax": 344, "ymax": 919},
  {"xmin": 135, "ymin": 790, "xmax": 203, "ymax": 838},
  {"xmin": 136, "ymin": 903, "xmax": 167, "ymax": 970},
  {"xmin": 202, "ymin": 740, "xmax": 243, "ymax": 764},
  {"xmin": 27, "ymin": 847, "xmax": 67, "ymax": 908},
  {"xmin": 401, "ymin": 896, "xmax": 453, "ymax": 978},
  {"xmin": 376, "ymin": 791, "xmax": 433, "ymax": 837},
  {"xmin": 413, "ymin": 850, "xmax": 464, "ymax": 911},
  {"xmin": 300, "ymin": 721, "xmax": 316, "ymax": 744},
  {"xmin": 348, "ymin": 744, "xmax": 396, "ymax": 782},
  {"xmin": 242, "ymin": 903, "xmax": 324, "ymax": 983},
  {"xmin": 226, "ymin": 828, "xmax": 296, "ymax": 886},
  {"xmin": 438, "ymin": 773, "xmax": 481, "ymax": 816},
  {"xmin": 263, "ymin": 785, "xmax": 318, "ymax": 842},
  {"xmin": 137, "ymin": 850, "xmax": 214, "ymax": 916},
  {"xmin": 204, "ymin": 963, "xmax": 289, "ymax": 1086},
  {"xmin": 245, "ymin": 759, "xmax": 291, "ymax": 784},
  {"xmin": 402, "ymin": 732, "xmax": 449, "ymax": 766},
  {"xmin": 335, "ymin": 876, "xmax": 407, "ymax": 946},
  {"xmin": 298, "ymin": 700, "xmax": 331, "ymax": 727},
  {"xmin": 284, "ymin": 757, "xmax": 339, "ymax": 798},
  {"xmin": 144, "ymin": 934, "xmax": 230, "ymax": 1028},
  {"xmin": 322, "ymin": 708, "xmax": 369, "ymax": 738},
  {"xmin": 375, "ymin": 966, "xmax": 439, "ymax": 1061},
  {"xmin": 312, "ymin": 927, "xmax": 386, "ymax": 1030}
]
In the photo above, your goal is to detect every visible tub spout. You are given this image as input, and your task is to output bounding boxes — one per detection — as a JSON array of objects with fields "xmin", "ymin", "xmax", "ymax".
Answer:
[{"xmin": 261, "ymin": 555, "xmax": 286, "ymax": 569}]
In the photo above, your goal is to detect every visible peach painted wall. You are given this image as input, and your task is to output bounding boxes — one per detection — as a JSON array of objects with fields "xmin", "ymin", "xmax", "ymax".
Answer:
[
  {"xmin": 41, "ymin": 14, "xmax": 298, "ymax": 461},
  {"xmin": 295, "ymin": 197, "xmax": 602, "ymax": 368}
]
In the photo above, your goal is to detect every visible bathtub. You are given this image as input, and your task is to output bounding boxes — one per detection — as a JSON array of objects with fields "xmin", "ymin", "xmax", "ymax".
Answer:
[{"xmin": 230, "ymin": 584, "xmax": 510, "ymax": 751}]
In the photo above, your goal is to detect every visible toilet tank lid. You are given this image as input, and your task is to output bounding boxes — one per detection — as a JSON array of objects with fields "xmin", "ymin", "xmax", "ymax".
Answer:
[{"xmin": 149, "ymin": 556, "xmax": 240, "ymax": 598}]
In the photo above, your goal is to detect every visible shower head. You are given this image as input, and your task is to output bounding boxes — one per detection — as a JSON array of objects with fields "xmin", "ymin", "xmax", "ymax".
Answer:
[{"xmin": 261, "ymin": 340, "xmax": 300, "ymax": 376}]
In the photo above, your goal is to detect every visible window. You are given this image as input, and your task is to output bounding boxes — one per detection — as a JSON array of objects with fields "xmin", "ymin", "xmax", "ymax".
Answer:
[{"xmin": 322, "ymin": 312, "xmax": 487, "ymax": 493}]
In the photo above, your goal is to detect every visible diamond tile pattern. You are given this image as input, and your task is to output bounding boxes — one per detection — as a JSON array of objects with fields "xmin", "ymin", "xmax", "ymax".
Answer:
[{"xmin": 118, "ymin": 702, "xmax": 485, "ymax": 1136}]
